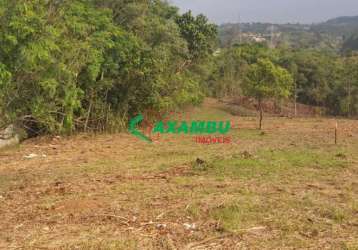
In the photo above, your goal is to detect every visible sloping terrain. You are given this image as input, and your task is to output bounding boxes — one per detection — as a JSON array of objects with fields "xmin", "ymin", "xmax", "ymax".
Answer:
[{"xmin": 0, "ymin": 99, "xmax": 357, "ymax": 249}]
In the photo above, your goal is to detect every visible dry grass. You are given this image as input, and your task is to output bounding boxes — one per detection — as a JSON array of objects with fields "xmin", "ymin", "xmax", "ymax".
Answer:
[{"xmin": 0, "ymin": 99, "xmax": 357, "ymax": 249}]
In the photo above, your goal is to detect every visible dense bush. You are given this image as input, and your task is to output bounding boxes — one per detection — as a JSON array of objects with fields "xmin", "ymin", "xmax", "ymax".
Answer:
[
  {"xmin": 0, "ymin": 0, "xmax": 356, "ymax": 137},
  {"xmin": 0, "ymin": 0, "xmax": 217, "ymax": 134}
]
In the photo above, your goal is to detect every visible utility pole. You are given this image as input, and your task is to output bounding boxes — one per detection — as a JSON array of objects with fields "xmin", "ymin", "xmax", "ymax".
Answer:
[
  {"xmin": 348, "ymin": 62, "xmax": 353, "ymax": 118},
  {"xmin": 238, "ymin": 13, "xmax": 242, "ymax": 45},
  {"xmin": 345, "ymin": 56, "xmax": 352, "ymax": 118},
  {"xmin": 231, "ymin": 12, "xmax": 241, "ymax": 46},
  {"xmin": 269, "ymin": 25, "xmax": 275, "ymax": 49},
  {"xmin": 294, "ymin": 80, "xmax": 297, "ymax": 117}
]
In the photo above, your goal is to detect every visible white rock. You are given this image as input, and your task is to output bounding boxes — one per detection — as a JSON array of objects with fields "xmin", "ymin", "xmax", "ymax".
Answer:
[
  {"xmin": 183, "ymin": 223, "xmax": 196, "ymax": 230},
  {"xmin": 0, "ymin": 125, "xmax": 21, "ymax": 149},
  {"xmin": 24, "ymin": 153, "xmax": 38, "ymax": 159}
]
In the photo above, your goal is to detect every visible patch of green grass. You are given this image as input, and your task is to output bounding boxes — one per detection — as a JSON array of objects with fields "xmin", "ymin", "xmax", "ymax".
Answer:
[
  {"xmin": 318, "ymin": 206, "xmax": 346, "ymax": 223},
  {"xmin": 209, "ymin": 198, "xmax": 261, "ymax": 233},
  {"xmin": 220, "ymin": 105, "xmax": 257, "ymax": 117},
  {"xmin": 186, "ymin": 202, "xmax": 201, "ymax": 218},
  {"xmin": 203, "ymin": 147, "xmax": 348, "ymax": 180},
  {"xmin": 211, "ymin": 203, "xmax": 243, "ymax": 232},
  {"xmin": 191, "ymin": 106, "xmax": 234, "ymax": 121},
  {"xmin": 237, "ymin": 128, "xmax": 267, "ymax": 140}
]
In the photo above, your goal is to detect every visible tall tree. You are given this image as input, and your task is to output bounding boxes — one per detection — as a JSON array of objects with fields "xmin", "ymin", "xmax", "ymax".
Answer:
[
  {"xmin": 176, "ymin": 11, "xmax": 217, "ymax": 64},
  {"xmin": 243, "ymin": 58, "xmax": 293, "ymax": 129}
]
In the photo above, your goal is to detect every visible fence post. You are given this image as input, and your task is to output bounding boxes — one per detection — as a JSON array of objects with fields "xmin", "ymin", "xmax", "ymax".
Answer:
[{"xmin": 335, "ymin": 121, "xmax": 338, "ymax": 145}]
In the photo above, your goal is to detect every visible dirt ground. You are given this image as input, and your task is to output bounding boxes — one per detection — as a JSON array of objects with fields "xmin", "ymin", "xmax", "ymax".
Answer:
[{"xmin": 0, "ymin": 99, "xmax": 357, "ymax": 249}]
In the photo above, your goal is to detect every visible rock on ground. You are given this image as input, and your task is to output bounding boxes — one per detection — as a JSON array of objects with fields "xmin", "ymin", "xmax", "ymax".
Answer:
[{"xmin": 0, "ymin": 125, "xmax": 21, "ymax": 149}]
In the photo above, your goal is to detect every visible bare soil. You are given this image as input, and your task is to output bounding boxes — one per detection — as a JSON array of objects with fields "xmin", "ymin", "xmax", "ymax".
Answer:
[{"xmin": 0, "ymin": 99, "xmax": 357, "ymax": 249}]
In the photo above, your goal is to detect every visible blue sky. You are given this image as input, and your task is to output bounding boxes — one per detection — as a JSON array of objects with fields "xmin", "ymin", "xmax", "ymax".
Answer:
[{"xmin": 170, "ymin": 0, "xmax": 358, "ymax": 24}]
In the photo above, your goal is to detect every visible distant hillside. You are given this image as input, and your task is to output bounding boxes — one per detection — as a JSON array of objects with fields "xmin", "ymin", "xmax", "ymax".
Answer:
[
  {"xmin": 342, "ymin": 34, "xmax": 358, "ymax": 52},
  {"xmin": 325, "ymin": 16, "xmax": 358, "ymax": 25},
  {"xmin": 312, "ymin": 16, "xmax": 358, "ymax": 37},
  {"xmin": 219, "ymin": 15, "xmax": 358, "ymax": 52}
]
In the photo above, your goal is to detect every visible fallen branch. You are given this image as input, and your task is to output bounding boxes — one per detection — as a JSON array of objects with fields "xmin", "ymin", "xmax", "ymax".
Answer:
[
  {"xmin": 184, "ymin": 234, "xmax": 231, "ymax": 249},
  {"xmin": 95, "ymin": 214, "xmax": 130, "ymax": 226}
]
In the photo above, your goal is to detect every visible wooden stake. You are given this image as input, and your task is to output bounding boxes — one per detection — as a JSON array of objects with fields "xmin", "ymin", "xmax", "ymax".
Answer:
[{"xmin": 335, "ymin": 121, "xmax": 338, "ymax": 145}]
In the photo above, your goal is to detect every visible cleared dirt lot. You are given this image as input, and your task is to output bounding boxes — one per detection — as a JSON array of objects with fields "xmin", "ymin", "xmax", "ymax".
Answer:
[{"xmin": 0, "ymin": 100, "xmax": 357, "ymax": 249}]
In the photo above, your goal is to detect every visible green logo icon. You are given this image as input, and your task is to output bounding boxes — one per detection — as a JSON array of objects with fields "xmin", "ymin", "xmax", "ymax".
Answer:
[
  {"xmin": 129, "ymin": 114, "xmax": 231, "ymax": 143},
  {"xmin": 129, "ymin": 114, "xmax": 152, "ymax": 143}
]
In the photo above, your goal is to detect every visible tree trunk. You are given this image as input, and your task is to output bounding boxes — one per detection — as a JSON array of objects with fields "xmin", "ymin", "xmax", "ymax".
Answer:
[
  {"xmin": 258, "ymin": 99, "xmax": 263, "ymax": 130},
  {"xmin": 347, "ymin": 80, "xmax": 351, "ymax": 118},
  {"xmin": 294, "ymin": 81, "xmax": 297, "ymax": 117},
  {"xmin": 85, "ymin": 89, "xmax": 94, "ymax": 132},
  {"xmin": 84, "ymin": 100, "xmax": 92, "ymax": 132}
]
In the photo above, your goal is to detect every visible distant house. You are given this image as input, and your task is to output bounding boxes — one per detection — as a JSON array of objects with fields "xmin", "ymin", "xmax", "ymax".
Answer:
[{"xmin": 253, "ymin": 36, "xmax": 266, "ymax": 43}]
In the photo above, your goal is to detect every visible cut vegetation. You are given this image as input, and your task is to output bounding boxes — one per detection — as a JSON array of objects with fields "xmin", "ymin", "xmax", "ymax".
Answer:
[{"xmin": 0, "ymin": 99, "xmax": 357, "ymax": 249}]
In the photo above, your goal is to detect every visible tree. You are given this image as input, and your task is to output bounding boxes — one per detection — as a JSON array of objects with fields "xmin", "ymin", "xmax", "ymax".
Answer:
[
  {"xmin": 207, "ymin": 47, "xmax": 248, "ymax": 97},
  {"xmin": 0, "ymin": 0, "xmax": 217, "ymax": 135},
  {"xmin": 339, "ymin": 55, "xmax": 358, "ymax": 116},
  {"xmin": 175, "ymin": 11, "xmax": 218, "ymax": 63},
  {"xmin": 279, "ymin": 52, "xmax": 299, "ymax": 116},
  {"xmin": 243, "ymin": 58, "xmax": 293, "ymax": 129},
  {"xmin": 342, "ymin": 34, "xmax": 358, "ymax": 53},
  {"xmin": 207, "ymin": 44, "xmax": 278, "ymax": 98},
  {"xmin": 0, "ymin": 63, "xmax": 12, "ymax": 126},
  {"xmin": 0, "ymin": 0, "xmax": 125, "ymax": 133}
]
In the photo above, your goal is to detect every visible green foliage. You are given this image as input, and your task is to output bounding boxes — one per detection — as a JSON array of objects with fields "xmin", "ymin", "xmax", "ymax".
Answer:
[
  {"xmin": 1, "ymin": 0, "xmax": 356, "ymax": 137},
  {"xmin": 176, "ymin": 11, "xmax": 218, "ymax": 61},
  {"xmin": 278, "ymin": 49, "xmax": 358, "ymax": 116},
  {"xmin": 208, "ymin": 48, "xmax": 247, "ymax": 97},
  {"xmin": 216, "ymin": 19, "xmax": 358, "ymax": 117},
  {"xmin": 210, "ymin": 44, "xmax": 294, "ymax": 129},
  {"xmin": 207, "ymin": 44, "xmax": 282, "ymax": 98},
  {"xmin": 336, "ymin": 56, "xmax": 358, "ymax": 116},
  {"xmin": 342, "ymin": 34, "xmax": 358, "ymax": 53},
  {"xmin": 243, "ymin": 58, "xmax": 293, "ymax": 101},
  {"xmin": 208, "ymin": 41, "xmax": 358, "ymax": 117},
  {"xmin": 290, "ymin": 50, "xmax": 337, "ymax": 106},
  {"xmin": 0, "ymin": 0, "xmax": 218, "ymax": 134},
  {"xmin": 0, "ymin": 0, "xmax": 118, "ymax": 132},
  {"xmin": 0, "ymin": 64, "xmax": 11, "ymax": 87},
  {"xmin": 243, "ymin": 57, "xmax": 293, "ymax": 129}
]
